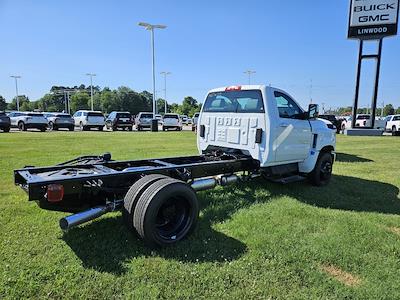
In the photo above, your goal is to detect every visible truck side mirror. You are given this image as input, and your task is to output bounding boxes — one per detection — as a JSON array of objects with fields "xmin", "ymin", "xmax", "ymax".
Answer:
[{"xmin": 308, "ymin": 104, "xmax": 319, "ymax": 119}]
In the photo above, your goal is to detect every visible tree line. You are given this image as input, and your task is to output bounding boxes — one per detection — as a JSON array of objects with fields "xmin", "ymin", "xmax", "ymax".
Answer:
[
  {"xmin": 1, "ymin": 88, "xmax": 399, "ymax": 117},
  {"xmin": 0, "ymin": 85, "xmax": 202, "ymax": 117}
]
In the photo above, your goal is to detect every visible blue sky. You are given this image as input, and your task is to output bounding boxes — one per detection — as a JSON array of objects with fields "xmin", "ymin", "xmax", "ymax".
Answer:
[{"xmin": 0, "ymin": 0, "xmax": 399, "ymax": 109}]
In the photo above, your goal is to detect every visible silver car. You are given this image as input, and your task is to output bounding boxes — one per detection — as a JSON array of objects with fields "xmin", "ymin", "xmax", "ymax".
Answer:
[
  {"xmin": 135, "ymin": 112, "xmax": 154, "ymax": 131},
  {"xmin": 45, "ymin": 113, "xmax": 75, "ymax": 131}
]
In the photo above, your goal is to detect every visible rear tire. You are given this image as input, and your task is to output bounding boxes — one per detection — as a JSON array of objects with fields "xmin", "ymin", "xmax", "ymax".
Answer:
[
  {"xmin": 69, "ymin": 126, "xmax": 74, "ymax": 131},
  {"xmin": 123, "ymin": 174, "xmax": 168, "ymax": 233},
  {"xmin": 162, "ymin": 126, "xmax": 166, "ymax": 131},
  {"xmin": 48, "ymin": 122, "xmax": 54, "ymax": 131},
  {"xmin": 98, "ymin": 126, "xmax": 103, "ymax": 131},
  {"xmin": 309, "ymin": 152, "xmax": 333, "ymax": 186},
  {"xmin": 128, "ymin": 126, "xmax": 132, "ymax": 131},
  {"xmin": 133, "ymin": 178, "xmax": 199, "ymax": 247},
  {"xmin": 3, "ymin": 126, "xmax": 10, "ymax": 132},
  {"xmin": 40, "ymin": 126, "xmax": 46, "ymax": 132}
]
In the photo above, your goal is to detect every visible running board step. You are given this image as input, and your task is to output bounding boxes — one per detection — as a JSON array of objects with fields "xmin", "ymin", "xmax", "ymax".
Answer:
[{"xmin": 270, "ymin": 175, "xmax": 306, "ymax": 184}]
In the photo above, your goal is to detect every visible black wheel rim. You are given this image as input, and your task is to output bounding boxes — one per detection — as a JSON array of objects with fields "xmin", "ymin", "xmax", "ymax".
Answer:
[
  {"xmin": 320, "ymin": 160, "xmax": 332, "ymax": 181},
  {"xmin": 155, "ymin": 196, "xmax": 191, "ymax": 241}
]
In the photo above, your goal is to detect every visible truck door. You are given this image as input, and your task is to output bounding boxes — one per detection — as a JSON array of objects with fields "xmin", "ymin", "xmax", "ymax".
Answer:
[{"xmin": 272, "ymin": 91, "xmax": 312, "ymax": 162}]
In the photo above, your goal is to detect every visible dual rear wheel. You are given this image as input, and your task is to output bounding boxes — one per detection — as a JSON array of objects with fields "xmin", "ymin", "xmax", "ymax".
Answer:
[{"xmin": 123, "ymin": 175, "xmax": 199, "ymax": 247}]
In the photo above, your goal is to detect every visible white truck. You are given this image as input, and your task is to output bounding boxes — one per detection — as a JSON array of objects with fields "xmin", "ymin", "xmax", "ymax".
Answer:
[
  {"xmin": 341, "ymin": 114, "xmax": 386, "ymax": 132},
  {"xmin": 385, "ymin": 115, "xmax": 400, "ymax": 136},
  {"xmin": 14, "ymin": 85, "xmax": 336, "ymax": 247}
]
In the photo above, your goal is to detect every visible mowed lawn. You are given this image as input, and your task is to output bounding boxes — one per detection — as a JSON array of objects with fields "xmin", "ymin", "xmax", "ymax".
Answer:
[{"xmin": 1, "ymin": 131, "xmax": 400, "ymax": 299}]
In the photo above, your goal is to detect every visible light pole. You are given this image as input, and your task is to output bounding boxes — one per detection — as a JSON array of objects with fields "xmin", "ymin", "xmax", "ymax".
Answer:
[
  {"xmin": 10, "ymin": 75, "xmax": 21, "ymax": 111},
  {"xmin": 86, "ymin": 73, "xmax": 96, "ymax": 110},
  {"xmin": 138, "ymin": 22, "xmax": 166, "ymax": 120},
  {"xmin": 160, "ymin": 71, "xmax": 171, "ymax": 114},
  {"xmin": 243, "ymin": 70, "xmax": 256, "ymax": 85}
]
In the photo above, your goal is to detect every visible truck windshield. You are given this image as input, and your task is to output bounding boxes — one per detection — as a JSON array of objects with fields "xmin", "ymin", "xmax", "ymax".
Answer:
[{"xmin": 203, "ymin": 90, "xmax": 264, "ymax": 113}]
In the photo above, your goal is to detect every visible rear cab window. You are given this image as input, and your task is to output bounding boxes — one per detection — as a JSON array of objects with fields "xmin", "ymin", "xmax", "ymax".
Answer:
[
  {"xmin": 140, "ymin": 114, "xmax": 153, "ymax": 119},
  {"xmin": 164, "ymin": 114, "xmax": 179, "ymax": 119},
  {"xmin": 203, "ymin": 90, "xmax": 264, "ymax": 113},
  {"xmin": 88, "ymin": 112, "xmax": 104, "ymax": 117},
  {"xmin": 116, "ymin": 113, "xmax": 131, "ymax": 118}
]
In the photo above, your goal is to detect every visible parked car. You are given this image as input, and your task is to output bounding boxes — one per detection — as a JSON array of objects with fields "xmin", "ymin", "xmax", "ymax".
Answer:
[
  {"xmin": 318, "ymin": 114, "xmax": 341, "ymax": 133},
  {"xmin": 45, "ymin": 112, "xmax": 74, "ymax": 131},
  {"xmin": 9, "ymin": 111, "xmax": 48, "ymax": 131},
  {"xmin": 135, "ymin": 112, "xmax": 154, "ymax": 131},
  {"xmin": 187, "ymin": 118, "xmax": 193, "ymax": 124},
  {"xmin": 385, "ymin": 114, "xmax": 400, "ymax": 136},
  {"xmin": 180, "ymin": 115, "xmax": 189, "ymax": 125},
  {"xmin": 73, "ymin": 110, "xmax": 105, "ymax": 131},
  {"xmin": 192, "ymin": 112, "xmax": 200, "ymax": 131},
  {"xmin": 162, "ymin": 113, "xmax": 182, "ymax": 131},
  {"xmin": 105, "ymin": 111, "xmax": 134, "ymax": 131},
  {"xmin": 0, "ymin": 111, "xmax": 11, "ymax": 132},
  {"xmin": 341, "ymin": 114, "xmax": 385, "ymax": 132},
  {"xmin": 14, "ymin": 85, "xmax": 336, "ymax": 247}
]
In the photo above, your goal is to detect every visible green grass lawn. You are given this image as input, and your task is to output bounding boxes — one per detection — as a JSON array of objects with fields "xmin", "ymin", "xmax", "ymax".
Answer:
[{"xmin": 1, "ymin": 131, "xmax": 400, "ymax": 299}]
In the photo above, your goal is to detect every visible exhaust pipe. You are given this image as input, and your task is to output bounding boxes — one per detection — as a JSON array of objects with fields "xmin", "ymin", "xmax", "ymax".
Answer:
[
  {"xmin": 60, "ymin": 200, "xmax": 122, "ymax": 231},
  {"xmin": 191, "ymin": 178, "xmax": 217, "ymax": 191},
  {"xmin": 191, "ymin": 174, "xmax": 239, "ymax": 192}
]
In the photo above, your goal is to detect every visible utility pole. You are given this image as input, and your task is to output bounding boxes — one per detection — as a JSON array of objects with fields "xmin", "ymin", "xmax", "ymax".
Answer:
[
  {"xmin": 160, "ymin": 71, "xmax": 171, "ymax": 114},
  {"xmin": 86, "ymin": 73, "xmax": 96, "ymax": 110},
  {"xmin": 243, "ymin": 70, "xmax": 256, "ymax": 85},
  {"xmin": 10, "ymin": 75, "xmax": 21, "ymax": 111}
]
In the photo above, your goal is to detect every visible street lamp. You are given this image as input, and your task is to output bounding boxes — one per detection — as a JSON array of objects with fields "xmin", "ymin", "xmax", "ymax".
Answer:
[
  {"xmin": 243, "ymin": 70, "xmax": 256, "ymax": 85},
  {"xmin": 138, "ymin": 22, "xmax": 166, "ymax": 120},
  {"xmin": 86, "ymin": 73, "xmax": 96, "ymax": 110},
  {"xmin": 160, "ymin": 71, "xmax": 171, "ymax": 113},
  {"xmin": 10, "ymin": 75, "xmax": 21, "ymax": 111}
]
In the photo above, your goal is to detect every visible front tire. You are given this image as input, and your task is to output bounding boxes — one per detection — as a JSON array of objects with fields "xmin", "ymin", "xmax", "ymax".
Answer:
[
  {"xmin": 392, "ymin": 126, "xmax": 397, "ymax": 136},
  {"xmin": 309, "ymin": 152, "xmax": 333, "ymax": 186},
  {"xmin": 18, "ymin": 121, "xmax": 26, "ymax": 131},
  {"xmin": 133, "ymin": 178, "xmax": 199, "ymax": 247}
]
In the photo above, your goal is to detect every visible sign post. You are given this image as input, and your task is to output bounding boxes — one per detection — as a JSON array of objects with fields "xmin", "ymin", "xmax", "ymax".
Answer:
[{"xmin": 348, "ymin": 0, "xmax": 399, "ymax": 131}]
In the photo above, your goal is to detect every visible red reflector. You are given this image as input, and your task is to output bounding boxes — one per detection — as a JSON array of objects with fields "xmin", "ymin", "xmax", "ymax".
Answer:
[
  {"xmin": 47, "ymin": 184, "xmax": 64, "ymax": 203},
  {"xmin": 225, "ymin": 85, "xmax": 242, "ymax": 91}
]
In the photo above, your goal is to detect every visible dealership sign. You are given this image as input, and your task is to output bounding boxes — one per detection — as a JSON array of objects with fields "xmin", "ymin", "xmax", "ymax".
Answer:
[{"xmin": 348, "ymin": 0, "xmax": 399, "ymax": 39}]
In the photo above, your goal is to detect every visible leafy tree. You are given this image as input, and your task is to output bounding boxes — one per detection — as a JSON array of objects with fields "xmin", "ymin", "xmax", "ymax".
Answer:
[
  {"xmin": 70, "ymin": 92, "xmax": 90, "ymax": 113},
  {"xmin": 7, "ymin": 95, "xmax": 30, "ymax": 111},
  {"xmin": 383, "ymin": 104, "xmax": 394, "ymax": 116},
  {"xmin": 0, "ymin": 95, "xmax": 6, "ymax": 111},
  {"xmin": 396, "ymin": 107, "xmax": 400, "ymax": 115}
]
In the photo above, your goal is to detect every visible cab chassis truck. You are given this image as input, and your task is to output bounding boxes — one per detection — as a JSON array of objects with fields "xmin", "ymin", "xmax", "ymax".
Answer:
[{"xmin": 14, "ymin": 85, "xmax": 336, "ymax": 247}]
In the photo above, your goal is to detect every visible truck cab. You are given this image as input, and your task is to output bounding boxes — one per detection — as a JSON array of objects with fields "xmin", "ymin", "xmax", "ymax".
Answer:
[{"xmin": 197, "ymin": 85, "xmax": 336, "ymax": 183}]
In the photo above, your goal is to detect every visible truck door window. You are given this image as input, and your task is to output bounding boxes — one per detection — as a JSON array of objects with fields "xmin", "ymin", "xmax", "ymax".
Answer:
[{"xmin": 274, "ymin": 92, "xmax": 303, "ymax": 119}]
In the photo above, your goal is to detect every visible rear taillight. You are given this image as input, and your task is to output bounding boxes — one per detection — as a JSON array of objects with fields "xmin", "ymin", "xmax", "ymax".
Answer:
[{"xmin": 47, "ymin": 184, "xmax": 64, "ymax": 202}]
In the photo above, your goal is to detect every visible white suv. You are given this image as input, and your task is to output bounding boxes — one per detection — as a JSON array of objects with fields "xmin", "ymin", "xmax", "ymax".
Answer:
[
  {"xmin": 162, "ymin": 113, "xmax": 182, "ymax": 131},
  {"xmin": 385, "ymin": 114, "xmax": 400, "ymax": 136},
  {"xmin": 9, "ymin": 111, "xmax": 48, "ymax": 131},
  {"xmin": 73, "ymin": 110, "xmax": 105, "ymax": 131}
]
